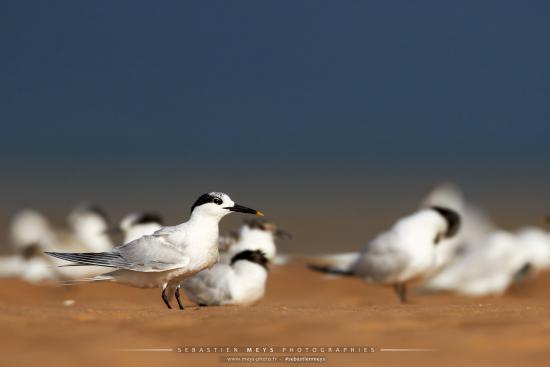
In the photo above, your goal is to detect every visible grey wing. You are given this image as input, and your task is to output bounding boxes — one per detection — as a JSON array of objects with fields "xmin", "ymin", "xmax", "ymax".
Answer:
[
  {"xmin": 152, "ymin": 225, "xmax": 180, "ymax": 238},
  {"xmin": 114, "ymin": 235, "xmax": 190, "ymax": 272},
  {"xmin": 182, "ymin": 265, "xmax": 232, "ymax": 305},
  {"xmin": 353, "ymin": 234, "xmax": 411, "ymax": 282},
  {"xmin": 45, "ymin": 251, "xmax": 133, "ymax": 269}
]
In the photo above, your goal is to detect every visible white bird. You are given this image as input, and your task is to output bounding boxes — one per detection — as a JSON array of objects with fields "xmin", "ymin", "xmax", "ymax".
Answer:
[
  {"xmin": 421, "ymin": 227, "xmax": 550, "ymax": 296},
  {"xmin": 219, "ymin": 218, "xmax": 291, "ymax": 264},
  {"xmin": 9, "ymin": 209, "xmax": 57, "ymax": 251},
  {"xmin": 119, "ymin": 212, "xmax": 164, "ymax": 243},
  {"xmin": 420, "ymin": 183, "xmax": 495, "ymax": 267},
  {"xmin": 9, "ymin": 204, "xmax": 114, "ymax": 253},
  {"xmin": 515, "ymin": 227, "xmax": 550, "ymax": 272},
  {"xmin": 46, "ymin": 192, "xmax": 263, "ymax": 310},
  {"xmin": 309, "ymin": 207, "xmax": 461, "ymax": 303},
  {"xmin": 0, "ymin": 209, "xmax": 60, "ymax": 282},
  {"xmin": 182, "ymin": 249, "xmax": 269, "ymax": 306},
  {"xmin": 65, "ymin": 203, "xmax": 114, "ymax": 252},
  {"xmin": 1, "ymin": 204, "xmax": 114, "ymax": 282},
  {"xmin": 0, "ymin": 245, "xmax": 58, "ymax": 282},
  {"xmin": 48, "ymin": 204, "xmax": 116, "ymax": 280}
]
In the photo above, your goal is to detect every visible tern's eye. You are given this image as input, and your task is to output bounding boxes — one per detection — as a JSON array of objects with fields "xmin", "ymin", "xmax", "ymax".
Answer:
[{"xmin": 213, "ymin": 197, "xmax": 223, "ymax": 205}]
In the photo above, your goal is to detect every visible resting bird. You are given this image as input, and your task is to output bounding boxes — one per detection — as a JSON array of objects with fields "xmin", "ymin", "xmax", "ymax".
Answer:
[
  {"xmin": 182, "ymin": 250, "xmax": 269, "ymax": 306},
  {"xmin": 420, "ymin": 227, "xmax": 550, "ymax": 296},
  {"xmin": 119, "ymin": 212, "xmax": 164, "ymax": 243},
  {"xmin": 1, "ymin": 204, "xmax": 114, "ymax": 282}
]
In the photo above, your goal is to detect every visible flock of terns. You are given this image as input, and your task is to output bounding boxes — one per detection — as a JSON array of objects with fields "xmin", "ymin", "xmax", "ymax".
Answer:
[{"xmin": 1, "ymin": 184, "xmax": 549, "ymax": 310}]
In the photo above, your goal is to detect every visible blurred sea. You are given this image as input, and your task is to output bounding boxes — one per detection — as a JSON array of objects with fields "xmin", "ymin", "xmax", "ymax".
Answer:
[{"xmin": 1, "ymin": 157, "xmax": 548, "ymax": 254}]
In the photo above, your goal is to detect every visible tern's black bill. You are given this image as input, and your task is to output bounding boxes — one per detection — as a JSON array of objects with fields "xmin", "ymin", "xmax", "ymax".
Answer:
[{"xmin": 228, "ymin": 204, "xmax": 263, "ymax": 216}]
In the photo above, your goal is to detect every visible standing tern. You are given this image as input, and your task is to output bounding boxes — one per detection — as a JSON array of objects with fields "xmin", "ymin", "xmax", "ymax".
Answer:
[
  {"xmin": 46, "ymin": 192, "xmax": 263, "ymax": 310},
  {"xmin": 182, "ymin": 249, "xmax": 269, "ymax": 306},
  {"xmin": 309, "ymin": 206, "xmax": 461, "ymax": 303}
]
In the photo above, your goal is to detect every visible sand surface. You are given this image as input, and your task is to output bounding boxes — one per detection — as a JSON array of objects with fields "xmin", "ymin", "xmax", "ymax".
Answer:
[{"xmin": 1, "ymin": 262, "xmax": 550, "ymax": 367}]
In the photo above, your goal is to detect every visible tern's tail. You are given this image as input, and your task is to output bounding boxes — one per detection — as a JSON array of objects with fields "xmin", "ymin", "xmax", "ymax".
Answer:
[
  {"xmin": 306, "ymin": 252, "xmax": 359, "ymax": 276},
  {"xmin": 45, "ymin": 251, "xmax": 129, "ymax": 268},
  {"xmin": 61, "ymin": 275, "xmax": 114, "ymax": 286}
]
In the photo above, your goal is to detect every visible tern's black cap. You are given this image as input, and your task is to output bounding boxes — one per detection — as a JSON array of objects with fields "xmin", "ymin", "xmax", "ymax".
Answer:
[
  {"xmin": 431, "ymin": 206, "xmax": 461, "ymax": 239},
  {"xmin": 230, "ymin": 250, "xmax": 269, "ymax": 269},
  {"xmin": 190, "ymin": 192, "xmax": 224, "ymax": 213}
]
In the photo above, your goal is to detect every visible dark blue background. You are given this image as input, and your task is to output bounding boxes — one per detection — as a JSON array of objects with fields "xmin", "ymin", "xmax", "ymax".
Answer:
[
  {"xmin": 1, "ymin": 1, "xmax": 549, "ymax": 250},
  {"xmin": 2, "ymin": 1, "xmax": 549, "ymax": 165}
]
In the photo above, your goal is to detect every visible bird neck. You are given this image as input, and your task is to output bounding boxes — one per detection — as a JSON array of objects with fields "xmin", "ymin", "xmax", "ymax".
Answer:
[{"xmin": 187, "ymin": 211, "xmax": 223, "ymax": 231}]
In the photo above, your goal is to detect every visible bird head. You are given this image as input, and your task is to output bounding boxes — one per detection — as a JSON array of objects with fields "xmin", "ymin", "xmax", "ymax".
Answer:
[{"xmin": 190, "ymin": 192, "xmax": 263, "ymax": 219}]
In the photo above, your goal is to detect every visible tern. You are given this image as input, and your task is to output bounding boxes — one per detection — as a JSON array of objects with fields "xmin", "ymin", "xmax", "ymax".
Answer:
[
  {"xmin": 0, "ymin": 244, "xmax": 59, "ymax": 282},
  {"xmin": 10, "ymin": 209, "xmax": 57, "ymax": 251},
  {"xmin": 1, "ymin": 209, "xmax": 60, "ymax": 282},
  {"xmin": 218, "ymin": 218, "xmax": 291, "ymax": 264},
  {"xmin": 10, "ymin": 204, "xmax": 114, "ymax": 254},
  {"xmin": 46, "ymin": 192, "xmax": 263, "ymax": 310},
  {"xmin": 420, "ymin": 227, "xmax": 550, "ymax": 296},
  {"xmin": 420, "ymin": 183, "xmax": 495, "ymax": 268},
  {"xmin": 182, "ymin": 249, "xmax": 269, "ymax": 306},
  {"xmin": 65, "ymin": 203, "xmax": 114, "ymax": 252},
  {"xmin": 308, "ymin": 207, "xmax": 461, "ymax": 303},
  {"xmin": 2, "ymin": 205, "xmax": 114, "ymax": 282},
  {"xmin": 119, "ymin": 212, "xmax": 164, "ymax": 243},
  {"xmin": 53, "ymin": 203, "xmax": 116, "ymax": 280}
]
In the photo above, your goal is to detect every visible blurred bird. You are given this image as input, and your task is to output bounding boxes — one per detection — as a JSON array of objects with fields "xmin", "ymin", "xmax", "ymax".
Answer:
[
  {"xmin": 46, "ymin": 192, "xmax": 263, "ymax": 311},
  {"xmin": 308, "ymin": 207, "xmax": 461, "ymax": 303},
  {"xmin": 49, "ymin": 203, "xmax": 116, "ymax": 280},
  {"xmin": 219, "ymin": 218, "xmax": 291, "ymax": 264},
  {"xmin": 421, "ymin": 227, "xmax": 550, "ymax": 296},
  {"xmin": 419, "ymin": 183, "xmax": 492, "ymax": 292},
  {"xmin": 1, "ymin": 209, "xmax": 59, "ymax": 282},
  {"xmin": 64, "ymin": 203, "xmax": 114, "ymax": 252},
  {"xmin": 9, "ymin": 209, "xmax": 57, "ymax": 251},
  {"xmin": 10, "ymin": 204, "xmax": 114, "ymax": 253},
  {"xmin": 1, "ymin": 204, "xmax": 114, "ymax": 282},
  {"xmin": 421, "ymin": 183, "xmax": 495, "ymax": 243},
  {"xmin": 119, "ymin": 212, "xmax": 164, "ymax": 243},
  {"xmin": 0, "ymin": 244, "xmax": 59, "ymax": 282},
  {"xmin": 182, "ymin": 250, "xmax": 269, "ymax": 306}
]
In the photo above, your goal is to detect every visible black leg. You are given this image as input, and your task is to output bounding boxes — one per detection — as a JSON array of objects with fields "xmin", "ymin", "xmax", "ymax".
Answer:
[
  {"xmin": 162, "ymin": 285, "xmax": 172, "ymax": 309},
  {"xmin": 400, "ymin": 284, "xmax": 407, "ymax": 304},
  {"xmin": 175, "ymin": 285, "xmax": 185, "ymax": 310},
  {"xmin": 393, "ymin": 283, "xmax": 408, "ymax": 304},
  {"xmin": 393, "ymin": 283, "xmax": 400, "ymax": 301},
  {"xmin": 199, "ymin": 303, "xmax": 208, "ymax": 307}
]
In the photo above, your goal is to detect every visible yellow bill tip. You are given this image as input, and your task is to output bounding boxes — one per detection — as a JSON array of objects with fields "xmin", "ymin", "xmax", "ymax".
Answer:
[{"xmin": 256, "ymin": 211, "xmax": 264, "ymax": 217}]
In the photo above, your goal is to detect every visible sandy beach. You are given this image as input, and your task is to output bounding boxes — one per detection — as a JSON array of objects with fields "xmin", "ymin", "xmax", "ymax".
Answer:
[{"xmin": 1, "ymin": 261, "xmax": 549, "ymax": 367}]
